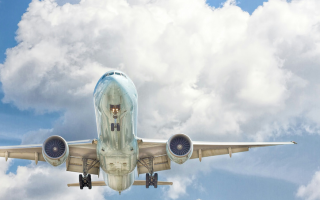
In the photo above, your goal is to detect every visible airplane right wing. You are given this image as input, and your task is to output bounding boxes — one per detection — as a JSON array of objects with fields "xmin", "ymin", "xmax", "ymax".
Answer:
[
  {"xmin": 137, "ymin": 137, "xmax": 296, "ymax": 175},
  {"xmin": 190, "ymin": 141, "xmax": 296, "ymax": 161}
]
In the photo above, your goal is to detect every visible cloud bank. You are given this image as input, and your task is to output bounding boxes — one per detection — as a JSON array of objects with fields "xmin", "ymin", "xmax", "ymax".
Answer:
[{"xmin": 1, "ymin": 0, "xmax": 320, "ymax": 198}]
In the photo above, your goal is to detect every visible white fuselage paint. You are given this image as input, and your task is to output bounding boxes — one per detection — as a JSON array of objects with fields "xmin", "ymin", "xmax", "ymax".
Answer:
[{"xmin": 93, "ymin": 70, "xmax": 139, "ymax": 192}]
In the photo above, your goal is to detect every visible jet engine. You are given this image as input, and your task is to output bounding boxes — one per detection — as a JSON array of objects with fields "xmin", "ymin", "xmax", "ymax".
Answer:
[
  {"xmin": 166, "ymin": 134, "xmax": 193, "ymax": 164},
  {"xmin": 42, "ymin": 135, "xmax": 69, "ymax": 166}
]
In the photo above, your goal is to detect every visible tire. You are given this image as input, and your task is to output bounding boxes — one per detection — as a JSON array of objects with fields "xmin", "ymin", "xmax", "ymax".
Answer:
[
  {"xmin": 117, "ymin": 123, "xmax": 120, "ymax": 131},
  {"xmin": 111, "ymin": 123, "xmax": 114, "ymax": 131},
  {"xmin": 79, "ymin": 174, "xmax": 83, "ymax": 190},
  {"xmin": 146, "ymin": 173, "xmax": 149, "ymax": 188},
  {"xmin": 154, "ymin": 173, "xmax": 158, "ymax": 188},
  {"xmin": 88, "ymin": 174, "xmax": 92, "ymax": 189}
]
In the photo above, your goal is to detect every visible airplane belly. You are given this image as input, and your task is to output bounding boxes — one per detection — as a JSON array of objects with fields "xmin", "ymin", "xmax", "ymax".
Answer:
[
  {"xmin": 102, "ymin": 169, "xmax": 135, "ymax": 192},
  {"xmin": 93, "ymin": 74, "xmax": 138, "ymax": 183}
]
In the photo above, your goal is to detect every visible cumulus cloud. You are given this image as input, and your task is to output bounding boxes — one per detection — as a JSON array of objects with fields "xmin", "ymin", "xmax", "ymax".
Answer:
[
  {"xmin": 297, "ymin": 171, "xmax": 320, "ymax": 200},
  {"xmin": 165, "ymin": 175, "xmax": 194, "ymax": 199},
  {"xmin": 0, "ymin": 159, "xmax": 112, "ymax": 200},
  {"xmin": 1, "ymin": 0, "xmax": 320, "ymax": 198},
  {"xmin": 1, "ymin": 0, "xmax": 320, "ymax": 143}
]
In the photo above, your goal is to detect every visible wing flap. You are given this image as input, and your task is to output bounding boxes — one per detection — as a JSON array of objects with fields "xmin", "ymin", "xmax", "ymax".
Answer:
[
  {"xmin": 190, "ymin": 147, "xmax": 249, "ymax": 159},
  {"xmin": 0, "ymin": 151, "xmax": 46, "ymax": 161},
  {"xmin": 137, "ymin": 155, "xmax": 171, "ymax": 175},
  {"xmin": 193, "ymin": 141, "xmax": 296, "ymax": 151},
  {"xmin": 0, "ymin": 145, "xmax": 44, "ymax": 162},
  {"xmin": 69, "ymin": 142, "xmax": 98, "ymax": 160},
  {"xmin": 66, "ymin": 156, "xmax": 100, "ymax": 175}
]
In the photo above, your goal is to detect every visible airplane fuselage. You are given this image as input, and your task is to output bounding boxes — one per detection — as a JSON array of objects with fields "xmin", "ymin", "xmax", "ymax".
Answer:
[{"xmin": 93, "ymin": 70, "xmax": 138, "ymax": 192}]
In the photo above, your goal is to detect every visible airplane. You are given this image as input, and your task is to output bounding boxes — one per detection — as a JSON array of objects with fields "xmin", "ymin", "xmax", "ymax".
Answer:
[{"xmin": 0, "ymin": 70, "xmax": 296, "ymax": 194}]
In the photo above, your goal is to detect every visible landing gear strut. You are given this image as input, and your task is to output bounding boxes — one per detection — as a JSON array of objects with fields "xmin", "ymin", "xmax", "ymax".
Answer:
[
  {"xmin": 79, "ymin": 158, "xmax": 99, "ymax": 190},
  {"xmin": 138, "ymin": 157, "xmax": 158, "ymax": 188}
]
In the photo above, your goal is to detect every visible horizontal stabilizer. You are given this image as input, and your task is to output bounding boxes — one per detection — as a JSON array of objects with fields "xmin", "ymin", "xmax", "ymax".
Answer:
[
  {"xmin": 67, "ymin": 181, "xmax": 106, "ymax": 187},
  {"xmin": 132, "ymin": 180, "xmax": 173, "ymax": 186},
  {"xmin": 67, "ymin": 180, "xmax": 173, "ymax": 187}
]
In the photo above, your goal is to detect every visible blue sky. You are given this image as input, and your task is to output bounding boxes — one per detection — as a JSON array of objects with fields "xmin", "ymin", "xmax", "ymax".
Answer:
[{"xmin": 0, "ymin": 0, "xmax": 320, "ymax": 199}]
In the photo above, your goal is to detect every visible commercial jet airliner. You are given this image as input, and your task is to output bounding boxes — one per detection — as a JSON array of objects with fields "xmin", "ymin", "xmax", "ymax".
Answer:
[{"xmin": 0, "ymin": 70, "xmax": 296, "ymax": 193}]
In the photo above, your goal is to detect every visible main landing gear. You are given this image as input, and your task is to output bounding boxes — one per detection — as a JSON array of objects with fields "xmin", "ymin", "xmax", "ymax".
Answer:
[
  {"xmin": 146, "ymin": 173, "xmax": 158, "ymax": 188},
  {"xmin": 138, "ymin": 157, "xmax": 159, "ymax": 188},
  {"xmin": 79, "ymin": 158, "xmax": 99, "ymax": 190},
  {"xmin": 79, "ymin": 174, "xmax": 92, "ymax": 189}
]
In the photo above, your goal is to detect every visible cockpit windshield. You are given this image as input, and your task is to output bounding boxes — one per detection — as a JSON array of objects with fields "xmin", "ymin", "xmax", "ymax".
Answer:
[{"xmin": 105, "ymin": 71, "xmax": 127, "ymax": 79}]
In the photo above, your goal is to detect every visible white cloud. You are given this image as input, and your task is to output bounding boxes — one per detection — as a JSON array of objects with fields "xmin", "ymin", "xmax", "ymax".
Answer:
[
  {"xmin": 164, "ymin": 175, "xmax": 194, "ymax": 199},
  {"xmin": 297, "ymin": 171, "xmax": 320, "ymax": 200},
  {"xmin": 0, "ymin": 159, "xmax": 112, "ymax": 200},
  {"xmin": 1, "ymin": 0, "xmax": 320, "ymax": 199},
  {"xmin": 1, "ymin": 0, "xmax": 320, "ymax": 143}
]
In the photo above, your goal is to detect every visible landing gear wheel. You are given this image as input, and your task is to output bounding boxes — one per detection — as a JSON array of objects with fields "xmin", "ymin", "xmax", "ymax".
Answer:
[
  {"xmin": 154, "ymin": 173, "xmax": 158, "ymax": 188},
  {"xmin": 146, "ymin": 173, "xmax": 150, "ymax": 188},
  {"xmin": 79, "ymin": 174, "xmax": 83, "ymax": 190},
  {"xmin": 111, "ymin": 123, "xmax": 114, "ymax": 131},
  {"xmin": 117, "ymin": 123, "xmax": 120, "ymax": 131},
  {"xmin": 87, "ymin": 174, "xmax": 92, "ymax": 189}
]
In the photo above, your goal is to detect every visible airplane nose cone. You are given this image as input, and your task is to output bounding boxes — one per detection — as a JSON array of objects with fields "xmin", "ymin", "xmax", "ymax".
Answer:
[
  {"xmin": 104, "ymin": 76, "xmax": 127, "ymax": 96},
  {"xmin": 93, "ymin": 72, "xmax": 137, "ymax": 121},
  {"xmin": 94, "ymin": 74, "xmax": 132, "ymax": 114}
]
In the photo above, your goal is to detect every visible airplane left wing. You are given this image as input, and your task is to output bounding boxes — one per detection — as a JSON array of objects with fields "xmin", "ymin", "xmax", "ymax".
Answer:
[
  {"xmin": 0, "ymin": 139, "xmax": 100, "ymax": 175},
  {"xmin": 137, "ymin": 137, "xmax": 296, "ymax": 175}
]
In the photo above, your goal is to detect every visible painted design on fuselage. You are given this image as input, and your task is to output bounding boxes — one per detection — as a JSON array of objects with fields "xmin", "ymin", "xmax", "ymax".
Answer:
[{"xmin": 93, "ymin": 70, "xmax": 138, "ymax": 192}]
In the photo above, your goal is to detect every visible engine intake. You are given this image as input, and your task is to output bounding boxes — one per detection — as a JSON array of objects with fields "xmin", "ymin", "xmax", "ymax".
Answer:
[
  {"xmin": 42, "ymin": 135, "xmax": 69, "ymax": 166},
  {"xmin": 166, "ymin": 134, "xmax": 193, "ymax": 164}
]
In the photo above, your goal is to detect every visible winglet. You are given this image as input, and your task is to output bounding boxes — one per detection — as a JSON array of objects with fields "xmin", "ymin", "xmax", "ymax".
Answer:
[{"xmin": 291, "ymin": 141, "xmax": 297, "ymax": 144}]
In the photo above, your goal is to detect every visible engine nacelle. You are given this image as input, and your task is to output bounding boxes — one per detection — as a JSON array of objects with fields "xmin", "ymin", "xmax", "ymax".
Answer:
[
  {"xmin": 42, "ymin": 135, "xmax": 69, "ymax": 167},
  {"xmin": 166, "ymin": 134, "xmax": 193, "ymax": 164}
]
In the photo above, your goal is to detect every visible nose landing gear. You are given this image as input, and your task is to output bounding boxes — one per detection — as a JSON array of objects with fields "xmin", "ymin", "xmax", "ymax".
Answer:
[{"xmin": 111, "ymin": 123, "xmax": 120, "ymax": 131}]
